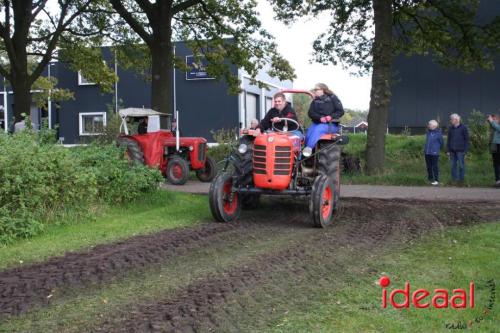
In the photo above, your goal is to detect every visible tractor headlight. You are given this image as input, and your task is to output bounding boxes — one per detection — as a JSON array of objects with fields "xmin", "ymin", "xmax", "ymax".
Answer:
[
  {"xmin": 238, "ymin": 144, "xmax": 248, "ymax": 154},
  {"xmin": 189, "ymin": 146, "xmax": 194, "ymax": 151}
]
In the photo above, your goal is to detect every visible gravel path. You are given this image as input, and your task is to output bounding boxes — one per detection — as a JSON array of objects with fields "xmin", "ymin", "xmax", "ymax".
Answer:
[{"xmin": 163, "ymin": 181, "xmax": 500, "ymax": 201}]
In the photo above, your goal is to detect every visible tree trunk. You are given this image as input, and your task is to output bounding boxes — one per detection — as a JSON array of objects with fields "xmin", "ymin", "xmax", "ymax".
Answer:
[
  {"xmin": 365, "ymin": 0, "xmax": 393, "ymax": 175},
  {"xmin": 150, "ymin": 32, "xmax": 173, "ymax": 114},
  {"xmin": 11, "ymin": 78, "xmax": 32, "ymax": 125}
]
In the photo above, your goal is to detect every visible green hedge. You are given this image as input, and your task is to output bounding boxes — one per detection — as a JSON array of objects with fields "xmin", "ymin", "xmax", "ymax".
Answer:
[{"xmin": 0, "ymin": 131, "xmax": 162, "ymax": 245}]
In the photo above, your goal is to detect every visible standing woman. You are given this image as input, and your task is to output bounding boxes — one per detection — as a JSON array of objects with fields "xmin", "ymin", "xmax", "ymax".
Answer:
[
  {"xmin": 487, "ymin": 113, "xmax": 500, "ymax": 187},
  {"xmin": 303, "ymin": 83, "xmax": 344, "ymax": 156}
]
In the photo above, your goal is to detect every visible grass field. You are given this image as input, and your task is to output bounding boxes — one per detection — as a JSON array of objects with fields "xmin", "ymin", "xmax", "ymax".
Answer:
[
  {"xmin": 342, "ymin": 134, "xmax": 494, "ymax": 187},
  {"xmin": 0, "ymin": 190, "xmax": 210, "ymax": 270}
]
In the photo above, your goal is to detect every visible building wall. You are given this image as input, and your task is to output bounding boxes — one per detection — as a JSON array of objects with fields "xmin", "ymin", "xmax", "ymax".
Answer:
[
  {"xmin": 1, "ymin": 42, "xmax": 292, "ymax": 143},
  {"xmin": 389, "ymin": 0, "xmax": 500, "ymax": 131}
]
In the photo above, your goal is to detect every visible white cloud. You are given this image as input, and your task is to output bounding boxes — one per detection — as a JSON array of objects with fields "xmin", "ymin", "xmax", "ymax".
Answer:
[{"xmin": 257, "ymin": 1, "xmax": 371, "ymax": 111}]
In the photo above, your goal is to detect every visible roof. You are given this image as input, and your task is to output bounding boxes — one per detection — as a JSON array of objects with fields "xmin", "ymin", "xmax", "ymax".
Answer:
[{"xmin": 118, "ymin": 107, "xmax": 170, "ymax": 118}]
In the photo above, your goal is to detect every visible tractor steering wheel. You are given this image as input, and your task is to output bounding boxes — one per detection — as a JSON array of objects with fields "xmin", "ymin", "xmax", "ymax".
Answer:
[{"xmin": 271, "ymin": 117, "xmax": 300, "ymax": 133}]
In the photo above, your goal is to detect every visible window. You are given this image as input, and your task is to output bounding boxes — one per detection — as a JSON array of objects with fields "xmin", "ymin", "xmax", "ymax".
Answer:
[
  {"xmin": 265, "ymin": 97, "xmax": 273, "ymax": 114},
  {"xmin": 78, "ymin": 71, "xmax": 96, "ymax": 85},
  {"xmin": 79, "ymin": 112, "xmax": 106, "ymax": 136},
  {"xmin": 245, "ymin": 93, "xmax": 258, "ymax": 128}
]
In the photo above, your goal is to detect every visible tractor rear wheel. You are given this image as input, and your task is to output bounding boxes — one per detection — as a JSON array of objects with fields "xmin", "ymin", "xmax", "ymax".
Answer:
[
  {"xmin": 166, "ymin": 157, "xmax": 189, "ymax": 185},
  {"xmin": 309, "ymin": 175, "xmax": 335, "ymax": 228},
  {"xmin": 117, "ymin": 137, "xmax": 144, "ymax": 164},
  {"xmin": 209, "ymin": 172, "xmax": 241, "ymax": 222},
  {"xmin": 196, "ymin": 156, "xmax": 216, "ymax": 182},
  {"xmin": 317, "ymin": 142, "xmax": 341, "ymax": 209}
]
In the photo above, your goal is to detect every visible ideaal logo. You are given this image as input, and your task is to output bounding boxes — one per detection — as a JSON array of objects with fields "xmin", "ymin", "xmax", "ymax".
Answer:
[
  {"xmin": 378, "ymin": 276, "xmax": 496, "ymax": 329},
  {"xmin": 379, "ymin": 276, "xmax": 474, "ymax": 309}
]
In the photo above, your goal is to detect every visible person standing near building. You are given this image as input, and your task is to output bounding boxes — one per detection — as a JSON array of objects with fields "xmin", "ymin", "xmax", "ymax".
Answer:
[
  {"xmin": 424, "ymin": 120, "xmax": 443, "ymax": 185},
  {"xmin": 446, "ymin": 114, "xmax": 469, "ymax": 184},
  {"xmin": 487, "ymin": 113, "xmax": 500, "ymax": 187}
]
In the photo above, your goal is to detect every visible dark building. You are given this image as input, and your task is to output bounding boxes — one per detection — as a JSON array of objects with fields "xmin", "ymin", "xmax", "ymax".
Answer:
[
  {"xmin": 389, "ymin": 0, "xmax": 500, "ymax": 133},
  {"xmin": 0, "ymin": 41, "xmax": 292, "ymax": 144}
]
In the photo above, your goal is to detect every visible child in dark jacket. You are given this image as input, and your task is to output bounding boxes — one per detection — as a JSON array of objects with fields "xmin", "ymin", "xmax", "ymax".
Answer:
[{"xmin": 424, "ymin": 120, "xmax": 444, "ymax": 185}]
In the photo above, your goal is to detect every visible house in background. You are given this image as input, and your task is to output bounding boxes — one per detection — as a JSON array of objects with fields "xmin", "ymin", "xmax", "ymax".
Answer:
[{"xmin": 0, "ymin": 41, "xmax": 292, "ymax": 144}]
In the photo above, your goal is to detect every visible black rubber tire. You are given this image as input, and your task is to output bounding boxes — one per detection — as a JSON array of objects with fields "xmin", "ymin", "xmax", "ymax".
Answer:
[
  {"xmin": 209, "ymin": 172, "xmax": 241, "ymax": 222},
  {"xmin": 196, "ymin": 156, "xmax": 217, "ymax": 182},
  {"xmin": 117, "ymin": 137, "xmax": 144, "ymax": 164},
  {"xmin": 241, "ymin": 193, "xmax": 260, "ymax": 210},
  {"xmin": 166, "ymin": 157, "xmax": 190, "ymax": 185},
  {"xmin": 317, "ymin": 142, "xmax": 341, "ymax": 177},
  {"xmin": 232, "ymin": 136, "xmax": 254, "ymax": 186},
  {"xmin": 317, "ymin": 141, "xmax": 341, "ymax": 208},
  {"xmin": 309, "ymin": 175, "xmax": 335, "ymax": 228}
]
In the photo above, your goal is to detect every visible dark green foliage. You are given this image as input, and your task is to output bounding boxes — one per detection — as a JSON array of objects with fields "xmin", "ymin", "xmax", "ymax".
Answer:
[
  {"xmin": 467, "ymin": 110, "xmax": 490, "ymax": 154},
  {"xmin": 0, "ymin": 131, "xmax": 161, "ymax": 245},
  {"xmin": 208, "ymin": 128, "xmax": 239, "ymax": 162}
]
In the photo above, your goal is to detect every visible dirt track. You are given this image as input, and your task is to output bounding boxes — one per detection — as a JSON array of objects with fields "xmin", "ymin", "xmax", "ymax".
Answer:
[{"xmin": 0, "ymin": 198, "xmax": 498, "ymax": 332}]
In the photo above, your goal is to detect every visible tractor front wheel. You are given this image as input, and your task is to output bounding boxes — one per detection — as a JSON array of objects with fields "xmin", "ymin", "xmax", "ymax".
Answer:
[
  {"xmin": 166, "ymin": 157, "xmax": 189, "ymax": 185},
  {"xmin": 209, "ymin": 173, "xmax": 241, "ymax": 222},
  {"xmin": 196, "ymin": 156, "xmax": 216, "ymax": 182},
  {"xmin": 310, "ymin": 175, "xmax": 335, "ymax": 228}
]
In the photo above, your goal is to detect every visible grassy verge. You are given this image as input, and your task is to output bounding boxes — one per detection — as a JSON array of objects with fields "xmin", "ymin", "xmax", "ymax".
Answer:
[
  {"xmin": 342, "ymin": 134, "xmax": 493, "ymax": 187},
  {"xmin": 0, "ymin": 190, "xmax": 210, "ymax": 270},
  {"xmin": 266, "ymin": 222, "xmax": 499, "ymax": 332}
]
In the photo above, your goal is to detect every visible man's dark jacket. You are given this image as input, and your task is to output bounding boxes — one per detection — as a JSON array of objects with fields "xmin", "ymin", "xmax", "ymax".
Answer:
[
  {"xmin": 308, "ymin": 94, "xmax": 344, "ymax": 124},
  {"xmin": 447, "ymin": 124, "xmax": 469, "ymax": 153},
  {"xmin": 259, "ymin": 102, "xmax": 299, "ymax": 131}
]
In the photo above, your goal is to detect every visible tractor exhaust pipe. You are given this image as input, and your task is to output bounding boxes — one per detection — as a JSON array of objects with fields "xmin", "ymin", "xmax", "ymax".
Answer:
[{"xmin": 175, "ymin": 110, "xmax": 180, "ymax": 152}]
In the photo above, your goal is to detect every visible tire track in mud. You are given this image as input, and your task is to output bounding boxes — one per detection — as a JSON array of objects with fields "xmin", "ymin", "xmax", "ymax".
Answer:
[
  {"xmin": 0, "ymin": 199, "xmax": 497, "ymax": 328},
  {"xmin": 94, "ymin": 199, "xmax": 499, "ymax": 332},
  {"xmin": 0, "ymin": 223, "xmax": 240, "ymax": 317}
]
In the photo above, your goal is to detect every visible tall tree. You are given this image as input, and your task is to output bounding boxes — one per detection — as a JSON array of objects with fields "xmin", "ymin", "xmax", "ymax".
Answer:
[
  {"xmin": 109, "ymin": 0, "xmax": 295, "ymax": 114},
  {"xmin": 271, "ymin": 0, "xmax": 500, "ymax": 174},
  {"xmin": 0, "ymin": 0, "xmax": 106, "ymax": 124}
]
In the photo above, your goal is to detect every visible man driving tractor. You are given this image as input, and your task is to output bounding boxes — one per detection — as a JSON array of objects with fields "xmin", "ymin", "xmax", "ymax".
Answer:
[{"xmin": 257, "ymin": 92, "xmax": 303, "ymax": 139}]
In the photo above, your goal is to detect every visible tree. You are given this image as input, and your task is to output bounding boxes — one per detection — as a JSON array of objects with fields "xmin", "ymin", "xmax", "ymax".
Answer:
[
  {"xmin": 271, "ymin": 0, "xmax": 500, "ymax": 174},
  {"xmin": 0, "ymin": 0, "xmax": 107, "ymax": 125},
  {"xmin": 108, "ymin": 0, "xmax": 295, "ymax": 114}
]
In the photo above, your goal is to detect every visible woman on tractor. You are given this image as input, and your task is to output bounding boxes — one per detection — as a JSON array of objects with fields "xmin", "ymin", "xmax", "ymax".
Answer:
[{"xmin": 303, "ymin": 83, "xmax": 344, "ymax": 156}]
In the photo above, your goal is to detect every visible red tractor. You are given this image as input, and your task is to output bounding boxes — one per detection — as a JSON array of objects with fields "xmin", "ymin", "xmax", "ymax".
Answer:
[
  {"xmin": 209, "ymin": 90, "xmax": 349, "ymax": 227},
  {"xmin": 117, "ymin": 108, "xmax": 216, "ymax": 185}
]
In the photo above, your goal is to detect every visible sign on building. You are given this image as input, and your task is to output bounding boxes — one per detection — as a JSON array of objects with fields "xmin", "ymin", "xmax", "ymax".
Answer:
[{"xmin": 185, "ymin": 55, "xmax": 214, "ymax": 80}]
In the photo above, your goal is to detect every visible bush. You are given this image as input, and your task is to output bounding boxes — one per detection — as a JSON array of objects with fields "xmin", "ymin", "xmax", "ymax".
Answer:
[
  {"xmin": 0, "ymin": 131, "xmax": 161, "ymax": 245},
  {"xmin": 208, "ymin": 128, "xmax": 239, "ymax": 162},
  {"xmin": 467, "ymin": 110, "xmax": 490, "ymax": 154},
  {"xmin": 70, "ymin": 144, "xmax": 162, "ymax": 203}
]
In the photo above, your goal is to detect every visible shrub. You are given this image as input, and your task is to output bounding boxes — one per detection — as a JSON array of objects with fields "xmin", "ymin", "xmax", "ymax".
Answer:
[
  {"xmin": 70, "ymin": 144, "xmax": 162, "ymax": 203},
  {"xmin": 208, "ymin": 128, "xmax": 239, "ymax": 162},
  {"xmin": 467, "ymin": 110, "xmax": 490, "ymax": 154},
  {"xmin": 0, "ymin": 131, "xmax": 161, "ymax": 245}
]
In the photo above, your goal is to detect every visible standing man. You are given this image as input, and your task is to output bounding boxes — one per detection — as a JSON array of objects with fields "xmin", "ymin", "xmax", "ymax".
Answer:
[
  {"xmin": 487, "ymin": 113, "xmax": 500, "ymax": 187},
  {"xmin": 446, "ymin": 114, "xmax": 469, "ymax": 184}
]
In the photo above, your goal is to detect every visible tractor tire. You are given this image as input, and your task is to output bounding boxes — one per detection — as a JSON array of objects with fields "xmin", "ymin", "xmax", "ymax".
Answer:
[
  {"xmin": 209, "ymin": 172, "xmax": 241, "ymax": 222},
  {"xmin": 117, "ymin": 137, "xmax": 144, "ymax": 164},
  {"xmin": 232, "ymin": 136, "xmax": 254, "ymax": 186},
  {"xmin": 309, "ymin": 175, "xmax": 335, "ymax": 228},
  {"xmin": 317, "ymin": 142, "xmax": 341, "ymax": 208},
  {"xmin": 166, "ymin": 157, "xmax": 189, "ymax": 185},
  {"xmin": 196, "ymin": 156, "xmax": 217, "ymax": 182}
]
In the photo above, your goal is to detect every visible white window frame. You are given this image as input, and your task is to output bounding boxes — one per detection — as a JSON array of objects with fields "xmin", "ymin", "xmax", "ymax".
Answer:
[
  {"xmin": 79, "ymin": 112, "xmax": 106, "ymax": 136},
  {"xmin": 78, "ymin": 70, "xmax": 96, "ymax": 86}
]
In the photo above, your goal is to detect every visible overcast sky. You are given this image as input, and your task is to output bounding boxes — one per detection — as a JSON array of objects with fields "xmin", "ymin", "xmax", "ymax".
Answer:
[{"xmin": 256, "ymin": 1, "xmax": 372, "ymax": 111}]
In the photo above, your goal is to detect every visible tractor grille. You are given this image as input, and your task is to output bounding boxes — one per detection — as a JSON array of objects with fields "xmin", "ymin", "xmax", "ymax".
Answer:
[
  {"xmin": 253, "ymin": 144, "xmax": 291, "ymax": 176},
  {"xmin": 274, "ymin": 146, "xmax": 291, "ymax": 175},
  {"xmin": 198, "ymin": 143, "xmax": 206, "ymax": 161},
  {"xmin": 253, "ymin": 145, "xmax": 266, "ymax": 174}
]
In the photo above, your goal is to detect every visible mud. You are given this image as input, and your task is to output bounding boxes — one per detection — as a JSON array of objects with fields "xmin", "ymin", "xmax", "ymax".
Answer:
[{"xmin": 0, "ymin": 198, "xmax": 498, "ymax": 332}]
